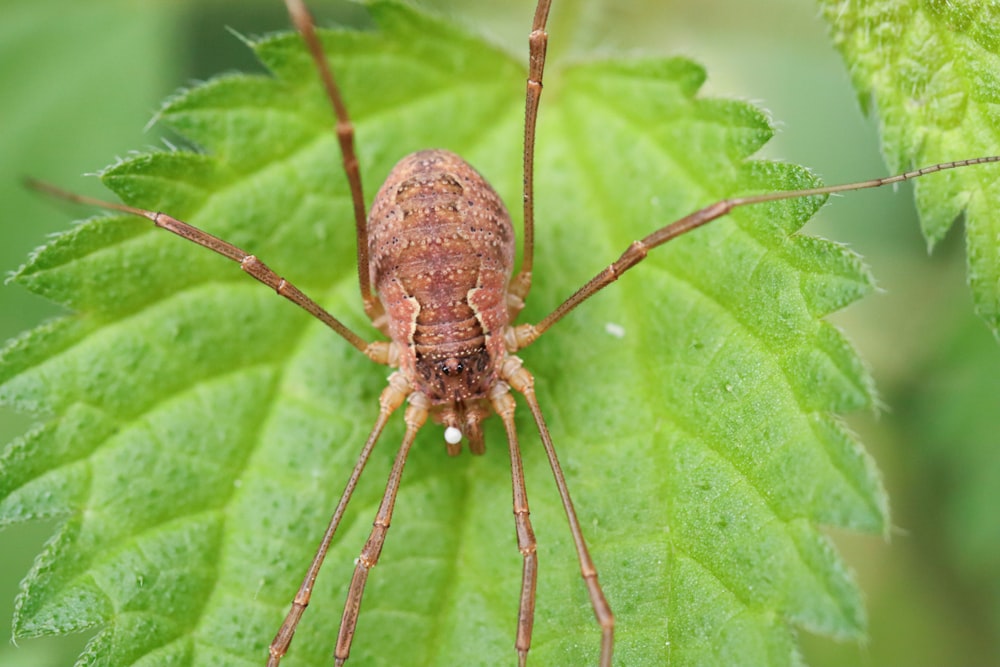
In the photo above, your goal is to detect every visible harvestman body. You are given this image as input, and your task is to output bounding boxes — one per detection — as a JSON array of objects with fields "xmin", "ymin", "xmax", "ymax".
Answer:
[{"xmin": 29, "ymin": 0, "xmax": 1000, "ymax": 665}]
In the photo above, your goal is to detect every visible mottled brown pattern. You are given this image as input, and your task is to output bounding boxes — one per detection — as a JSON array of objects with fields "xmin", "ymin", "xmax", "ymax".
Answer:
[{"xmin": 368, "ymin": 149, "xmax": 515, "ymax": 406}]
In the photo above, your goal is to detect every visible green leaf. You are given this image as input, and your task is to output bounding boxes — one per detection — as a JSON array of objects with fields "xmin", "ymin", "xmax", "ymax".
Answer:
[
  {"xmin": 817, "ymin": 0, "xmax": 1000, "ymax": 334},
  {"xmin": 16, "ymin": 1, "xmax": 999, "ymax": 665}
]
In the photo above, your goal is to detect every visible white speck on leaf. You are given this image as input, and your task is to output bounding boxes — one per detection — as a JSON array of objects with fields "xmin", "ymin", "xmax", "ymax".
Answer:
[{"xmin": 604, "ymin": 322, "xmax": 625, "ymax": 338}]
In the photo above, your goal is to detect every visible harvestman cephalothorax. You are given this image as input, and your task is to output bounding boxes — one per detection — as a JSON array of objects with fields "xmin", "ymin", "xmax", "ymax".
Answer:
[{"xmin": 26, "ymin": 0, "xmax": 1000, "ymax": 665}]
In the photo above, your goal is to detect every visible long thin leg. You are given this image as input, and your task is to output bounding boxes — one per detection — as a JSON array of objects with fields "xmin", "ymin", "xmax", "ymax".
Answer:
[
  {"xmin": 501, "ymin": 357, "xmax": 614, "ymax": 667},
  {"xmin": 25, "ymin": 179, "xmax": 378, "ymax": 356},
  {"xmin": 508, "ymin": 0, "xmax": 554, "ymax": 313},
  {"xmin": 334, "ymin": 392, "xmax": 430, "ymax": 665},
  {"xmin": 490, "ymin": 384, "xmax": 539, "ymax": 667},
  {"xmin": 284, "ymin": 0, "xmax": 382, "ymax": 323},
  {"xmin": 507, "ymin": 155, "xmax": 1000, "ymax": 349},
  {"xmin": 267, "ymin": 372, "xmax": 412, "ymax": 667}
]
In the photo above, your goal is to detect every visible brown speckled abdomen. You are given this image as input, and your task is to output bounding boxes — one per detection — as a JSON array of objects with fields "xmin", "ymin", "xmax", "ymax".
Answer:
[{"xmin": 368, "ymin": 149, "xmax": 514, "ymax": 404}]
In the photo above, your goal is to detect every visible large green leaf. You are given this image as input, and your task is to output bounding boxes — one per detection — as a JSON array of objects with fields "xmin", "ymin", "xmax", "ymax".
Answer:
[
  {"xmin": 818, "ymin": 0, "xmax": 1000, "ymax": 334},
  {"xmin": 8, "ymin": 1, "xmax": 996, "ymax": 665}
]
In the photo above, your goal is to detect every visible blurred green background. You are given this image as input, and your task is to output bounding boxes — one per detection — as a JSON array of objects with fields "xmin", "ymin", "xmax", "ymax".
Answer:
[{"xmin": 1, "ymin": 1, "xmax": 997, "ymax": 665}]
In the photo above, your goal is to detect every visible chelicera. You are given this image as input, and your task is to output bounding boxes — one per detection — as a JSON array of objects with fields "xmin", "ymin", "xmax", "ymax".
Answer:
[{"xmin": 28, "ymin": 0, "xmax": 999, "ymax": 665}]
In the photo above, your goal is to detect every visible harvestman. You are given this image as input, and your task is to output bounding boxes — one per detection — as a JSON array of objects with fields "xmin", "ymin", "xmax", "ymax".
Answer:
[{"xmin": 29, "ymin": 0, "xmax": 1000, "ymax": 665}]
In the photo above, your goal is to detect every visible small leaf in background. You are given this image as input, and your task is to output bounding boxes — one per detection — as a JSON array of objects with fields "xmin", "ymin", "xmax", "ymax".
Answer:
[{"xmin": 818, "ymin": 0, "xmax": 1000, "ymax": 335}]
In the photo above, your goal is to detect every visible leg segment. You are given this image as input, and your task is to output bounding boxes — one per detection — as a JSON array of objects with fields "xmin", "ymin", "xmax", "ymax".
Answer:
[
  {"xmin": 489, "ymin": 383, "xmax": 539, "ymax": 667},
  {"xmin": 508, "ymin": 0, "xmax": 554, "ymax": 315},
  {"xmin": 267, "ymin": 373, "xmax": 412, "ymax": 666},
  {"xmin": 501, "ymin": 357, "xmax": 614, "ymax": 667},
  {"xmin": 25, "ymin": 179, "xmax": 376, "ymax": 355},
  {"xmin": 284, "ymin": 0, "xmax": 383, "ymax": 324},
  {"xmin": 333, "ymin": 392, "xmax": 430, "ymax": 665},
  {"xmin": 506, "ymin": 155, "xmax": 1000, "ymax": 349}
]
